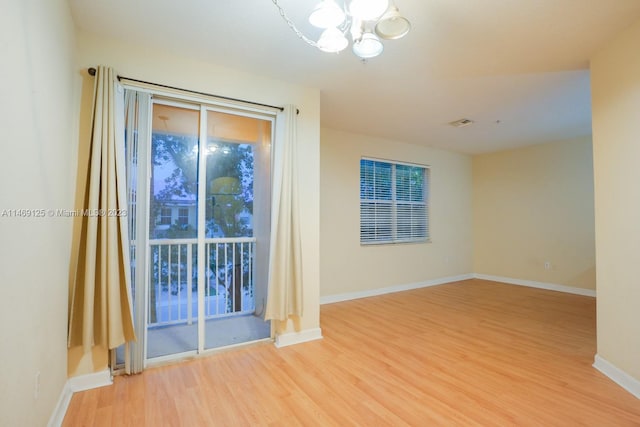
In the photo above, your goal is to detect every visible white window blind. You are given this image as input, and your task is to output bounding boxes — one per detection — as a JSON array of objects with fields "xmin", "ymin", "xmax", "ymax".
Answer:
[{"xmin": 360, "ymin": 158, "xmax": 429, "ymax": 244}]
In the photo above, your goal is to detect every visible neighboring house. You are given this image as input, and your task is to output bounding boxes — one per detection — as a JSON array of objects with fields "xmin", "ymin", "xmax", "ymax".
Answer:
[{"xmin": 153, "ymin": 199, "xmax": 197, "ymax": 237}]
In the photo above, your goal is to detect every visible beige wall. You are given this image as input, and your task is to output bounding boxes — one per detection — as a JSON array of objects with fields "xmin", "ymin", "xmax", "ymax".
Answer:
[
  {"xmin": 320, "ymin": 128, "xmax": 473, "ymax": 298},
  {"xmin": 472, "ymin": 138, "xmax": 596, "ymax": 289},
  {"xmin": 591, "ymin": 18, "xmax": 640, "ymax": 380},
  {"xmin": 70, "ymin": 30, "xmax": 321, "ymax": 375},
  {"xmin": 0, "ymin": 0, "xmax": 77, "ymax": 425}
]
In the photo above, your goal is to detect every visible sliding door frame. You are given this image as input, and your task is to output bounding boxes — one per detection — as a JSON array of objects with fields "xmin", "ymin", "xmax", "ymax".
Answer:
[{"xmin": 114, "ymin": 84, "xmax": 278, "ymax": 371}]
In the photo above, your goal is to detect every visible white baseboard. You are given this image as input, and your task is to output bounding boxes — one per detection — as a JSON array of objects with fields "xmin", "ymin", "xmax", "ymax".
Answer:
[
  {"xmin": 593, "ymin": 354, "xmax": 640, "ymax": 399},
  {"xmin": 47, "ymin": 382, "xmax": 73, "ymax": 427},
  {"xmin": 473, "ymin": 274, "xmax": 596, "ymax": 297},
  {"xmin": 320, "ymin": 274, "xmax": 474, "ymax": 305},
  {"xmin": 48, "ymin": 369, "xmax": 113, "ymax": 426},
  {"xmin": 68, "ymin": 369, "xmax": 113, "ymax": 392},
  {"xmin": 275, "ymin": 327, "xmax": 323, "ymax": 348}
]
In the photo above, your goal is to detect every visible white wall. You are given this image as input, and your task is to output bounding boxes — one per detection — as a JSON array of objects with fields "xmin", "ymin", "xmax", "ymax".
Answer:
[
  {"xmin": 320, "ymin": 128, "xmax": 473, "ymax": 299},
  {"xmin": 473, "ymin": 137, "xmax": 596, "ymax": 290},
  {"xmin": 591, "ymin": 17, "xmax": 640, "ymax": 382},
  {"xmin": 70, "ymin": 30, "xmax": 321, "ymax": 374},
  {"xmin": 0, "ymin": 0, "xmax": 77, "ymax": 425}
]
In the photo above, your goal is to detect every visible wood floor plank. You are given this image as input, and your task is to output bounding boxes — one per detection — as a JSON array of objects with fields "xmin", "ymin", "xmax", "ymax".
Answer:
[{"xmin": 63, "ymin": 279, "xmax": 640, "ymax": 426}]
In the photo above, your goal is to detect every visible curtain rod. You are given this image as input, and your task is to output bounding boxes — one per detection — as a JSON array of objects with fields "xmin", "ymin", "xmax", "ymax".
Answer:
[{"xmin": 87, "ymin": 67, "xmax": 297, "ymax": 114}]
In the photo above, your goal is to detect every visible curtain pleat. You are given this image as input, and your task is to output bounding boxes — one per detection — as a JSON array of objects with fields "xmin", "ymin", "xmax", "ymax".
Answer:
[
  {"xmin": 68, "ymin": 66, "xmax": 136, "ymax": 352},
  {"xmin": 265, "ymin": 105, "xmax": 303, "ymax": 321},
  {"xmin": 123, "ymin": 89, "xmax": 151, "ymax": 374}
]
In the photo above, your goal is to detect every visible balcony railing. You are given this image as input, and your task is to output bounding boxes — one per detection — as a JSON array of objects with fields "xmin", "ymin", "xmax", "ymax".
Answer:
[{"xmin": 148, "ymin": 237, "xmax": 256, "ymax": 327}]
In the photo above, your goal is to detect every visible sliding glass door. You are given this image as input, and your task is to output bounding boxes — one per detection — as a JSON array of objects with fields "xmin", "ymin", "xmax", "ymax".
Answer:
[
  {"xmin": 146, "ymin": 101, "xmax": 201, "ymax": 358},
  {"xmin": 201, "ymin": 110, "xmax": 272, "ymax": 351},
  {"xmin": 148, "ymin": 100, "xmax": 273, "ymax": 361},
  {"xmin": 118, "ymin": 95, "xmax": 274, "ymax": 367}
]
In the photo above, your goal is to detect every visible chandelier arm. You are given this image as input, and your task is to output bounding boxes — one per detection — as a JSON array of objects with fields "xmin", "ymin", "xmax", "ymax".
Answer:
[
  {"xmin": 271, "ymin": 0, "xmax": 318, "ymax": 48},
  {"xmin": 338, "ymin": 15, "xmax": 353, "ymax": 35}
]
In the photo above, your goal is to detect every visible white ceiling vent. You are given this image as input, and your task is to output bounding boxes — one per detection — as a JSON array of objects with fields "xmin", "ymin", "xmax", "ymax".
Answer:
[{"xmin": 449, "ymin": 118, "xmax": 474, "ymax": 128}]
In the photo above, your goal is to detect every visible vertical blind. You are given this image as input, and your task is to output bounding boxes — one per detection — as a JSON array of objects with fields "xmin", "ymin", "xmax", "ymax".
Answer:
[{"xmin": 360, "ymin": 158, "xmax": 429, "ymax": 244}]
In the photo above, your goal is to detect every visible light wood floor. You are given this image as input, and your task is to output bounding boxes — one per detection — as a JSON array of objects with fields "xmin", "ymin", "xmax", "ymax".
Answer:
[{"xmin": 63, "ymin": 279, "xmax": 640, "ymax": 426}]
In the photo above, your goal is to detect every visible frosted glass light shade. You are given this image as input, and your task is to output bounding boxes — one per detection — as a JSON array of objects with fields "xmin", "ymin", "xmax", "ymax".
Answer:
[
  {"xmin": 375, "ymin": 6, "xmax": 411, "ymax": 39},
  {"xmin": 317, "ymin": 27, "xmax": 349, "ymax": 53},
  {"xmin": 352, "ymin": 32, "xmax": 384, "ymax": 58},
  {"xmin": 309, "ymin": 0, "xmax": 346, "ymax": 28},
  {"xmin": 349, "ymin": 0, "xmax": 389, "ymax": 21}
]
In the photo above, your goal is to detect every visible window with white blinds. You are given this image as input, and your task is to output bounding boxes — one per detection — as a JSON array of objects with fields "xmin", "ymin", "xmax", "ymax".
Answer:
[{"xmin": 360, "ymin": 158, "xmax": 429, "ymax": 244}]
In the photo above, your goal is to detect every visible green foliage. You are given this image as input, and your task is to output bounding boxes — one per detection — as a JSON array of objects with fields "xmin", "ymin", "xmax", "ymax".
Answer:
[
  {"xmin": 150, "ymin": 133, "xmax": 254, "ymax": 238},
  {"xmin": 148, "ymin": 133, "xmax": 256, "ymax": 319}
]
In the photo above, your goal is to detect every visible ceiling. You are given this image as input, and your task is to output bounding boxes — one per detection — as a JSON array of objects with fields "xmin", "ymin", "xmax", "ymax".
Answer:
[{"xmin": 69, "ymin": 0, "xmax": 640, "ymax": 155}]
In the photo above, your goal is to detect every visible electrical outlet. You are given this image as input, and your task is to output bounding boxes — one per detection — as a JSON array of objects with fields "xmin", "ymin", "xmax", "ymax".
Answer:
[
  {"xmin": 544, "ymin": 261, "xmax": 551, "ymax": 270},
  {"xmin": 34, "ymin": 371, "xmax": 40, "ymax": 400}
]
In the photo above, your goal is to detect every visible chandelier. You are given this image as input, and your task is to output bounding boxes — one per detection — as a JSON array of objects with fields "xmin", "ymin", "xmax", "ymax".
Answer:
[{"xmin": 272, "ymin": 0, "xmax": 411, "ymax": 59}]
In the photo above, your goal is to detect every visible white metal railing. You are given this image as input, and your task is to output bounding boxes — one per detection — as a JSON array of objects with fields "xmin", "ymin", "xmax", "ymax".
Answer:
[{"xmin": 148, "ymin": 237, "xmax": 256, "ymax": 327}]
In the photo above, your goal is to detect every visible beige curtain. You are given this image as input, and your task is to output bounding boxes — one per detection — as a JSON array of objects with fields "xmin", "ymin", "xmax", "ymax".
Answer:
[
  {"xmin": 68, "ymin": 66, "xmax": 136, "ymax": 352},
  {"xmin": 265, "ymin": 105, "xmax": 303, "ymax": 321},
  {"xmin": 123, "ymin": 88, "xmax": 152, "ymax": 374}
]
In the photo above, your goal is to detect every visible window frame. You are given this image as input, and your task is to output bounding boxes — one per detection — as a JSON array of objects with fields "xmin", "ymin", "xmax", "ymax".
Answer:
[
  {"xmin": 177, "ymin": 207, "xmax": 189, "ymax": 226},
  {"xmin": 159, "ymin": 207, "xmax": 172, "ymax": 225},
  {"xmin": 360, "ymin": 157, "xmax": 430, "ymax": 245}
]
